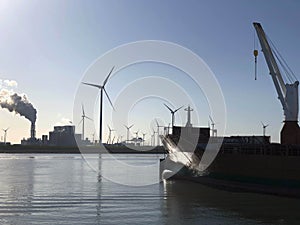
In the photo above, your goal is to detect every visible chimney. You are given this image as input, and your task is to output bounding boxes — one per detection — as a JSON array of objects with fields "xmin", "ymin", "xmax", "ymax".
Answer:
[{"xmin": 31, "ymin": 122, "xmax": 36, "ymax": 139}]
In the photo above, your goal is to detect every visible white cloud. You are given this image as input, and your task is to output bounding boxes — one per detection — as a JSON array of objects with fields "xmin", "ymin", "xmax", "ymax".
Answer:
[
  {"xmin": 3, "ymin": 80, "xmax": 17, "ymax": 87},
  {"xmin": 54, "ymin": 117, "xmax": 73, "ymax": 126}
]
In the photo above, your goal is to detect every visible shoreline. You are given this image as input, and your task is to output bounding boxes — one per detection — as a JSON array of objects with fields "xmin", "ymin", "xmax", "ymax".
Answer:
[{"xmin": 0, "ymin": 145, "xmax": 167, "ymax": 154}]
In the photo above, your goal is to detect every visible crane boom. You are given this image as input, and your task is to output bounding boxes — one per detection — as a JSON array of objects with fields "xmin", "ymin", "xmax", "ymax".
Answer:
[{"xmin": 253, "ymin": 22, "xmax": 299, "ymax": 122}]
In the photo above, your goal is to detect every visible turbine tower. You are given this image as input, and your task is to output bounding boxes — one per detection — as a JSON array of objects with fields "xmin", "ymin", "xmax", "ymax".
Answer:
[
  {"xmin": 124, "ymin": 124, "xmax": 134, "ymax": 143},
  {"xmin": 82, "ymin": 66, "xmax": 115, "ymax": 143},
  {"xmin": 151, "ymin": 133, "xmax": 154, "ymax": 146},
  {"xmin": 142, "ymin": 133, "xmax": 146, "ymax": 146},
  {"xmin": 79, "ymin": 104, "xmax": 92, "ymax": 140},
  {"xmin": 155, "ymin": 119, "xmax": 164, "ymax": 146},
  {"xmin": 91, "ymin": 132, "xmax": 95, "ymax": 144},
  {"xmin": 134, "ymin": 130, "xmax": 139, "ymax": 139},
  {"xmin": 152, "ymin": 129, "xmax": 157, "ymax": 146},
  {"xmin": 2, "ymin": 128, "xmax": 9, "ymax": 144},
  {"xmin": 134, "ymin": 130, "xmax": 139, "ymax": 145},
  {"xmin": 261, "ymin": 121, "xmax": 269, "ymax": 136},
  {"xmin": 164, "ymin": 103, "xmax": 183, "ymax": 133}
]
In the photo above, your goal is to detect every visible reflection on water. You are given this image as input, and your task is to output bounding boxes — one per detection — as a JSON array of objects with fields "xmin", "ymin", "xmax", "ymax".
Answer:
[
  {"xmin": 0, "ymin": 154, "xmax": 299, "ymax": 224},
  {"xmin": 163, "ymin": 180, "xmax": 300, "ymax": 225}
]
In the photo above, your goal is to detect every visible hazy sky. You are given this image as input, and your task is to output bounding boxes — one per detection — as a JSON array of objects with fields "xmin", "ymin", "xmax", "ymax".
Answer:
[{"xmin": 0, "ymin": 0, "xmax": 300, "ymax": 144}]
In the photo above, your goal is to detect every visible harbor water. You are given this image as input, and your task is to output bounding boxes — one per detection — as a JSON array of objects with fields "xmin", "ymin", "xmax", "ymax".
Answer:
[{"xmin": 0, "ymin": 154, "xmax": 299, "ymax": 224}]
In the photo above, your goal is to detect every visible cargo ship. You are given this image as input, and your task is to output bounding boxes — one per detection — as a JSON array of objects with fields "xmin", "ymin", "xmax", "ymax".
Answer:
[
  {"xmin": 161, "ymin": 126, "xmax": 300, "ymax": 198},
  {"xmin": 160, "ymin": 23, "xmax": 300, "ymax": 198}
]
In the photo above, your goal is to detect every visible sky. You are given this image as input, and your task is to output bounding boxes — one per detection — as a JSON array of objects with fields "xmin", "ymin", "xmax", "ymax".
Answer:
[{"xmin": 0, "ymin": 0, "xmax": 300, "ymax": 144}]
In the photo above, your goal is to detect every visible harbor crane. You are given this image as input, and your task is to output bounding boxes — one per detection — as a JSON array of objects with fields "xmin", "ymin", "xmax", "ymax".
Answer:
[
  {"xmin": 209, "ymin": 116, "xmax": 217, "ymax": 137},
  {"xmin": 253, "ymin": 22, "xmax": 300, "ymax": 144}
]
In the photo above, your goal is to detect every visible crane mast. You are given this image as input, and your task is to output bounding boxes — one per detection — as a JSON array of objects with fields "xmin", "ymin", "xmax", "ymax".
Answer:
[{"xmin": 253, "ymin": 22, "xmax": 300, "ymax": 145}]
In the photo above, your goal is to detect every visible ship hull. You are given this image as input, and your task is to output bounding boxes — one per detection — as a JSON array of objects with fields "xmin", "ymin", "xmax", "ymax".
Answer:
[{"xmin": 161, "ymin": 135, "xmax": 300, "ymax": 198}]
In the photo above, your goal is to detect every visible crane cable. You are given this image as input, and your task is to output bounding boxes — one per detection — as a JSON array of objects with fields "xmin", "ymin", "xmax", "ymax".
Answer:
[
  {"xmin": 266, "ymin": 34, "xmax": 298, "ymax": 83},
  {"xmin": 253, "ymin": 30, "xmax": 258, "ymax": 80}
]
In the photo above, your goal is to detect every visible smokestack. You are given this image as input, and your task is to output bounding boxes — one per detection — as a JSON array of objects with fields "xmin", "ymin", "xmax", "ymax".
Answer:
[{"xmin": 31, "ymin": 122, "xmax": 36, "ymax": 139}]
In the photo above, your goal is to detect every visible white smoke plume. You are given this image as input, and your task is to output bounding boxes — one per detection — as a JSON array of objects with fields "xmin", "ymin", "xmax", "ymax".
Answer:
[
  {"xmin": 54, "ymin": 117, "xmax": 72, "ymax": 126},
  {"xmin": 0, "ymin": 88, "xmax": 37, "ymax": 123}
]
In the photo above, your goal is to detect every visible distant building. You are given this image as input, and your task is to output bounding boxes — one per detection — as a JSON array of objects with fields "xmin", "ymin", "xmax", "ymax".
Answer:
[
  {"xmin": 42, "ymin": 135, "xmax": 48, "ymax": 145},
  {"xmin": 20, "ymin": 125, "xmax": 91, "ymax": 147},
  {"xmin": 21, "ymin": 137, "xmax": 41, "ymax": 145},
  {"xmin": 0, "ymin": 142, "xmax": 11, "ymax": 146},
  {"xmin": 49, "ymin": 125, "xmax": 81, "ymax": 146}
]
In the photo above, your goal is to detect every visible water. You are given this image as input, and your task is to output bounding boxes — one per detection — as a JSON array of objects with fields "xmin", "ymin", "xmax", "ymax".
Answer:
[{"xmin": 0, "ymin": 154, "xmax": 299, "ymax": 224}]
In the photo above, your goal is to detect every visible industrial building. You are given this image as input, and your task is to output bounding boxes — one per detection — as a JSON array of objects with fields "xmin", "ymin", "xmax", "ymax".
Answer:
[
  {"xmin": 48, "ymin": 125, "xmax": 81, "ymax": 146},
  {"xmin": 21, "ymin": 125, "xmax": 89, "ymax": 147}
]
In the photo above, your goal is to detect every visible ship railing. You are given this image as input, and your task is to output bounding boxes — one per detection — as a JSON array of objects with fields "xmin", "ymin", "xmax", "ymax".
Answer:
[{"xmin": 219, "ymin": 143, "xmax": 300, "ymax": 157}]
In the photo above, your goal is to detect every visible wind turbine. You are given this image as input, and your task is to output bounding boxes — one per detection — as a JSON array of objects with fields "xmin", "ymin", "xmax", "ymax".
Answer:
[
  {"xmin": 155, "ymin": 119, "xmax": 164, "ymax": 146},
  {"xmin": 2, "ymin": 128, "xmax": 9, "ymax": 144},
  {"xmin": 134, "ymin": 130, "xmax": 139, "ymax": 145},
  {"xmin": 79, "ymin": 104, "xmax": 92, "ymax": 141},
  {"xmin": 209, "ymin": 115, "xmax": 217, "ymax": 137},
  {"xmin": 164, "ymin": 123, "xmax": 171, "ymax": 135},
  {"xmin": 82, "ymin": 66, "xmax": 115, "ymax": 143},
  {"xmin": 124, "ymin": 124, "xmax": 134, "ymax": 143},
  {"xmin": 107, "ymin": 125, "xmax": 115, "ymax": 144},
  {"xmin": 164, "ymin": 103, "xmax": 183, "ymax": 131},
  {"xmin": 117, "ymin": 135, "xmax": 123, "ymax": 144},
  {"xmin": 91, "ymin": 132, "xmax": 95, "ymax": 144},
  {"xmin": 134, "ymin": 130, "xmax": 139, "ymax": 139},
  {"xmin": 261, "ymin": 121, "xmax": 269, "ymax": 136}
]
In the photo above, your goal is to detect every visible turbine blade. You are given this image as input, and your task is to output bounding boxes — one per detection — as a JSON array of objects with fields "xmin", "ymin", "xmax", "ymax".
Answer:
[
  {"xmin": 82, "ymin": 82, "xmax": 102, "ymax": 89},
  {"xmin": 103, "ymin": 66, "xmax": 115, "ymax": 87},
  {"xmin": 129, "ymin": 124, "xmax": 134, "ymax": 129},
  {"xmin": 82, "ymin": 104, "xmax": 85, "ymax": 116},
  {"xmin": 174, "ymin": 105, "xmax": 184, "ymax": 113},
  {"xmin": 209, "ymin": 115, "xmax": 214, "ymax": 123},
  {"xmin": 78, "ymin": 118, "xmax": 83, "ymax": 125},
  {"xmin": 155, "ymin": 120, "xmax": 164, "ymax": 128},
  {"xmin": 85, "ymin": 116, "xmax": 93, "ymax": 121},
  {"xmin": 103, "ymin": 88, "xmax": 115, "ymax": 111},
  {"xmin": 155, "ymin": 119, "xmax": 159, "ymax": 126},
  {"xmin": 163, "ymin": 103, "xmax": 173, "ymax": 112},
  {"xmin": 261, "ymin": 121, "xmax": 264, "ymax": 126}
]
